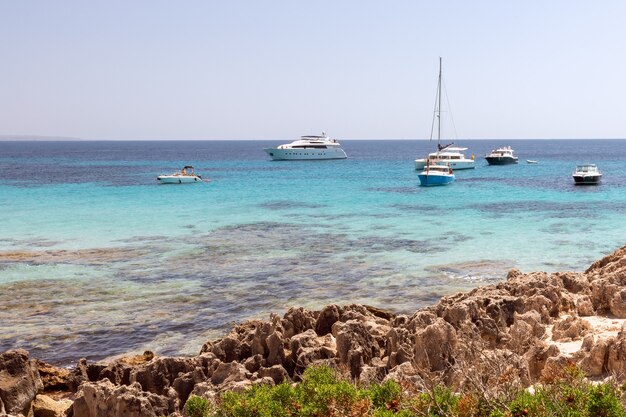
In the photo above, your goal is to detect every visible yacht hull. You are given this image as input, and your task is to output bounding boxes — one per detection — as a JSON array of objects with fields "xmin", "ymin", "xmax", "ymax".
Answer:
[
  {"xmin": 418, "ymin": 173, "xmax": 455, "ymax": 187},
  {"xmin": 415, "ymin": 159, "xmax": 475, "ymax": 170},
  {"xmin": 486, "ymin": 156, "xmax": 519, "ymax": 165},
  {"xmin": 573, "ymin": 175, "xmax": 601, "ymax": 185},
  {"xmin": 157, "ymin": 176, "xmax": 202, "ymax": 184},
  {"xmin": 264, "ymin": 148, "xmax": 347, "ymax": 160}
]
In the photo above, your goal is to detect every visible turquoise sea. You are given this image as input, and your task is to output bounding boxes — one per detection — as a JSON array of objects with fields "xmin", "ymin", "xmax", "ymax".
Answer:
[{"xmin": 1, "ymin": 139, "xmax": 625, "ymax": 365}]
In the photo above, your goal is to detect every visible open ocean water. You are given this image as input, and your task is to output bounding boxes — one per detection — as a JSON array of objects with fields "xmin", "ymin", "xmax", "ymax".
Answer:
[{"xmin": 1, "ymin": 139, "xmax": 625, "ymax": 365}]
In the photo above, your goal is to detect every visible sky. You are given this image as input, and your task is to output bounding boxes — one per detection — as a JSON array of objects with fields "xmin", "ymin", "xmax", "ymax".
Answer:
[{"xmin": 1, "ymin": 1, "xmax": 625, "ymax": 140}]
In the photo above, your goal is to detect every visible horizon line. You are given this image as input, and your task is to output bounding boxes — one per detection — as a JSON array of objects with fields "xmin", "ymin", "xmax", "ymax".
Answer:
[{"xmin": 2, "ymin": 136, "xmax": 626, "ymax": 142}]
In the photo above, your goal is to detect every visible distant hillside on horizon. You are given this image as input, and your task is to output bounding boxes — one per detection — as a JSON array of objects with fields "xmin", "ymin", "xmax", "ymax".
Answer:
[{"xmin": 0, "ymin": 135, "xmax": 82, "ymax": 141}]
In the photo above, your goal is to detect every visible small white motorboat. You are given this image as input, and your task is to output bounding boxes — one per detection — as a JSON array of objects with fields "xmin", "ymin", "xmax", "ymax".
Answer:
[
  {"xmin": 526, "ymin": 160, "xmax": 538, "ymax": 164},
  {"xmin": 572, "ymin": 164, "xmax": 602, "ymax": 185},
  {"xmin": 157, "ymin": 166, "xmax": 204, "ymax": 184}
]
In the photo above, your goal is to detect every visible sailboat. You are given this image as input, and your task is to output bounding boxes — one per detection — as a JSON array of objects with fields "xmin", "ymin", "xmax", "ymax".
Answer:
[
  {"xmin": 415, "ymin": 58, "xmax": 473, "ymax": 171},
  {"xmin": 417, "ymin": 58, "xmax": 456, "ymax": 187}
]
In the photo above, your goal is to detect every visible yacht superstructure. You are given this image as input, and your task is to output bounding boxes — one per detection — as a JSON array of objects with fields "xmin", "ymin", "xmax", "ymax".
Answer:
[
  {"xmin": 264, "ymin": 133, "xmax": 347, "ymax": 160},
  {"xmin": 415, "ymin": 145, "xmax": 475, "ymax": 170}
]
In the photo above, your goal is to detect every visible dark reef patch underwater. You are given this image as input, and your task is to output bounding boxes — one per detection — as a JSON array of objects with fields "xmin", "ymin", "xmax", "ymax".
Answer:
[{"xmin": 1, "ymin": 221, "xmax": 505, "ymax": 365}]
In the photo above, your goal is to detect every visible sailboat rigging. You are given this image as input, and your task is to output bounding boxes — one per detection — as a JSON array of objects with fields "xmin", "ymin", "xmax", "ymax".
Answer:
[
  {"xmin": 417, "ymin": 58, "xmax": 457, "ymax": 186},
  {"xmin": 415, "ymin": 58, "xmax": 475, "ymax": 172}
]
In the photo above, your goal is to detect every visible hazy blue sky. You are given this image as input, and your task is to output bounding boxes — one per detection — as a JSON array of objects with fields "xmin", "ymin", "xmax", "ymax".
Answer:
[{"xmin": 2, "ymin": 1, "xmax": 625, "ymax": 140}]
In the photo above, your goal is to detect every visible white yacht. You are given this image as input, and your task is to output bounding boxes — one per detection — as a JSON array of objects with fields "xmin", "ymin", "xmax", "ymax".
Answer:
[
  {"xmin": 573, "ymin": 164, "xmax": 602, "ymax": 185},
  {"xmin": 264, "ymin": 133, "xmax": 347, "ymax": 160},
  {"xmin": 485, "ymin": 146, "xmax": 519, "ymax": 165},
  {"xmin": 414, "ymin": 144, "xmax": 475, "ymax": 170}
]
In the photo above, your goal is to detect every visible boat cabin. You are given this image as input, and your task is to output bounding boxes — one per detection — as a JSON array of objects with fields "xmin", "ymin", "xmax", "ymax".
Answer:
[
  {"xmin": 423, "ymin": 164, "xmax": 454, "ymax": 174},
  {"xmin": 575, "ymin": 164, "xmax": 599, "ymax": 173},
  {"xmin": 489, "ymin": 147, "xmax": 515, "ymax": 157}
]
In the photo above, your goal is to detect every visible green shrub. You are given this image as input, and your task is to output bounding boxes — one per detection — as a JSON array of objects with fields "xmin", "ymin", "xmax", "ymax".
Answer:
[
  {"xmin": 587, "ymin": 384, "xmax": 626, "ymax": 417},
  {"xmin": 372, "ymin": 409, "xmax": 413, "ymax": 417},
  {"xmin": 209, "ymin": 364, "xmax": 626, "ymax": 417},
  {"xmin": 368, "ymin": 379, "xmax": 401, "ymax": 409},
  {"xmin": 295, "ymin": 365, "xmax": 361, "ymax": 416},
  {"xmin": 548, "ymin": 384, "xmax": 586, "ymax": 417},
  {"xmin": 456, "ymin": 392, "xmax": 501, "ymax": 417},
  {"xmin": 428, "ymin": 384, "xmax": 459, "ymax": 417},
  {"xmin": 184, "ymin": 395, "xmax": 213, "ymax": 417},
  {"xmin": 220, "ymin": 383, "xmax": 298, "ymax": 417},
  {"xmin": 509, "ymin": 389, "xmax": 545, "ymax": 417}
]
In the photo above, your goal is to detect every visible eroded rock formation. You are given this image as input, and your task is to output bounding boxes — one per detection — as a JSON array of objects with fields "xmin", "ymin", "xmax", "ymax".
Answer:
[
  {"xmin": 1, "ymin": 244, "xmax": 626, "ymax": 417},
  {"xmin": 0, "ymin": 349, "xmax": 42, "ymax": 417}
]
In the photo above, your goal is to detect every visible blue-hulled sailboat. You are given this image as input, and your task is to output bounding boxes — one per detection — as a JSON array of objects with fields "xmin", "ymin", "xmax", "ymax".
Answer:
[
  {"xmin": 418, "ymin": 163, "xmax": 455, "ymax": 186},
  {"xmin": 417, "ymin": 57, "xmax": 456, "ymax": 187}
]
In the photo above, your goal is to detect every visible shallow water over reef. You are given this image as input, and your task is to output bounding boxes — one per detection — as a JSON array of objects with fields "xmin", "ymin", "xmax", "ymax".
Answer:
[{"xmin": 1, "ymin": 139, "xmax": 625, "ymax": 364}]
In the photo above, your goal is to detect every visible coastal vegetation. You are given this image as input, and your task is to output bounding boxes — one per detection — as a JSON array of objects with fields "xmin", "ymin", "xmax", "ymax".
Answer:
[{"xmin": 183, "ymin": 364, "xmax": 626, "ymax": 417}]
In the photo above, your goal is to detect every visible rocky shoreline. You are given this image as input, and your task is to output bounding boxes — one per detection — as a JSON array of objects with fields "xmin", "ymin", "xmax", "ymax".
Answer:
[{"xmin": 2, "ymin": 244, "xmax": 626, "ymax": 417}]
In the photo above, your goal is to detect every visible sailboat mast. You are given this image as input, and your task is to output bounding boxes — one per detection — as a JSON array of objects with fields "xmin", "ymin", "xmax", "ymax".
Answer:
[{"xmin": 437, "ymin": 57, "xmax": 442, "ymax": 146}]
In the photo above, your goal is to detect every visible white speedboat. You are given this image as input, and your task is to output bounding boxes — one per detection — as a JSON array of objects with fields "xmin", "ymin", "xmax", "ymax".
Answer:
[
  {"xmin": 157, "ymin": 166, "xmax": 204, "ymax": 184},
  {"xmin": 264, "ymin": 133, "xmax": 347, "ymax": 160},
  {"xmin": 415, "ymin": 145, "xmax": 475, "ymax": 170},
  {"xmin": 418, "ymin": 163, "xmax": 455, "ymax": 187},
  {"xmin": 573, "ymin": 164, "xmax": 602, "ymax": 185},
  {"xmin": 485, "ymin": 147, "xmax": 519, "ymax": 165}
]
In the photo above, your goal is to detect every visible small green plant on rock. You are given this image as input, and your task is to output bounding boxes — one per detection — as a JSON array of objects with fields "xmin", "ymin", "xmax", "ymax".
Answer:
[{"xmin": 184, "ymin": 395, "xmax": 213, "ymax": 417}]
